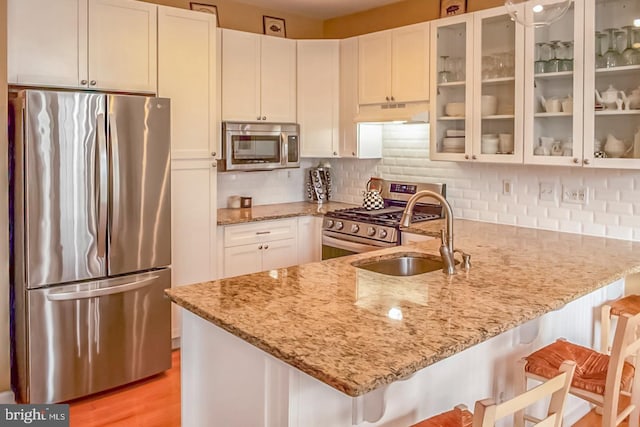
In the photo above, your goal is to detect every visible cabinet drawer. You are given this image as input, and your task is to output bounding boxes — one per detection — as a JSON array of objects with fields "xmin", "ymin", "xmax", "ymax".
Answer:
[{"xmin": 224, "ymin": 218, "xmax": 297, "ymax": 247}]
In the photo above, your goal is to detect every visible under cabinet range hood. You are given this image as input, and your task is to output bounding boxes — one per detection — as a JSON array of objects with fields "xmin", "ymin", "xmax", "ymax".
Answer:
[{"xmin": 355, "ymin": 102, "xmax": 430, "ymax": 124}]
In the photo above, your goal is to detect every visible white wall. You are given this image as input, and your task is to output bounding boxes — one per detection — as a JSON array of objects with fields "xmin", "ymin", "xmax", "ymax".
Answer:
[
  {"xmin": 0, "ymin": 0, "xmax": 9, "ymax": 396},
  {"xmin": 216, "ymin": 159, "xmax": 319, "ymax": 208},
  {"xmin": 329, "ymin": 124, "xmax": 640, "ymax": 242}
]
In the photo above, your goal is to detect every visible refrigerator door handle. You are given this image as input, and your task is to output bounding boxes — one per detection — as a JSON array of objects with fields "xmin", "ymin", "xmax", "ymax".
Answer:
[
  {"xmin": 46, "ymin": 276, "xmax": 160, "ymax": 301},
  {"xmin": 108, "ymin": 112, "xmax": 121, "ymax": 239},
  {"xmin": 96, "ymin": 113, "xmax": 108, "ymax": 259}
]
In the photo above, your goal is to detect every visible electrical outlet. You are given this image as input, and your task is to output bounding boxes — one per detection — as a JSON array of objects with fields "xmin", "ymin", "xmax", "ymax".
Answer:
[
  {"xmin": 562, "ymin": 186, "xmax": 588, "ymax": 204},
  {"xmin": 502, "ymin": 180, "xmax": 513, "ymax": 196},
  {"xmin": 539, "ymin": 182, "xmax": 555, "ymax": 201}
]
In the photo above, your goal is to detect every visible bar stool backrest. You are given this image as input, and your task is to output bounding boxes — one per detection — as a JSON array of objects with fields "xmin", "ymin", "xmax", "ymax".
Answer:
[{"xmin": 473, "ymin": 361, "xmax": 576, "ymax": 427}]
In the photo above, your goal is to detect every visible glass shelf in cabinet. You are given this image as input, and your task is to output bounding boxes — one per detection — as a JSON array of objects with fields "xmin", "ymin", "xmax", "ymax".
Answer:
[
  {"xmin": 534, "ymin": 112, "xmax": 573, "ymax": 117},
  {"xmin": 438, "ymin": 81, "xmax": 466, "ymax": 87},
  {"xmin": 438, "ymin": 116, "xmax": 466, "ymax": 120},
  {"xmin": 534, "ymin": 71, "xmax": 573, "ymax": 80},
  {"xmin": 481, "ymin": 77, "xmax": 515, "ymax": 85},
  {"xmin": 594, "ymin": 109, "xmax": 640, "ymax": 116},
  {"xmin": 481, "ymin": 114, "xmax": 515, "ymax": 119},
  {"xmin": 594, "ymin": 64, "xmax": 640, "ymax": 76}
]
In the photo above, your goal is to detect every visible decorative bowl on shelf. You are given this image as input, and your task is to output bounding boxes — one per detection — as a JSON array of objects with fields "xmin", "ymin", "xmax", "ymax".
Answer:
[{"xmin": 445, "ymin": 102, "xmax": 465, "ymax": 117}]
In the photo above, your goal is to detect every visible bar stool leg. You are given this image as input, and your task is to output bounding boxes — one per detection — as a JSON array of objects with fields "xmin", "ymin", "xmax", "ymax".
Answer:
[
  {"xmin": 514, "ymin": 359, "xmax": 527, "ymax": 427},
  {"xmin": 630, "ymin": 353, "xmax": 640, "ymax": 427},
  {"xmin": 602, "ymin": 303, "xmax": 613, "ymax": 354}
]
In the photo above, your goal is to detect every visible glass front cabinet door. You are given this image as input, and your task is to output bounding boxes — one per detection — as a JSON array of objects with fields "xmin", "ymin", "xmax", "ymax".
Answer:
[
  {"xmin": 431, "ymin": 6, "xmax": 524, "ymax": 164},
  {"xmin": 583, "ymin": 0, "xmax": 640, "ymax": 169},
  {"xmin": 524, "ymin": 0, "xmax": 585, "ymax": 166},
  {"xmin": 430, "ymin": 14, "xmax": 473, "ymax": 161},
  {"xmin": 471, "ymin": 6, "xmax": 524, "ymax": 163}
]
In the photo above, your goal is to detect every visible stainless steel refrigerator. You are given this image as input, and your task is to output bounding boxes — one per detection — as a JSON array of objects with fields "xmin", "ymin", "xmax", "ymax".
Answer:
[{"xmin": 9, "ymin": 90, "xmax": 172, "ymax": 404}]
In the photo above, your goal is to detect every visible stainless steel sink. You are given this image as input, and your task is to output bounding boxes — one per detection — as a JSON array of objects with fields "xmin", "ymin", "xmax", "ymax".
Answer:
[{"xmin": 353, "ymin": 253, "xmax": 449, "ymax": 276}]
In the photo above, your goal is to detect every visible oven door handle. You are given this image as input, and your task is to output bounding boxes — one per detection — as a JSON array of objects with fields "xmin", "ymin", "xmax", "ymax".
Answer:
[{"xmin": 322, "ymin": 235, "xmax": 386, "ymax": 253}]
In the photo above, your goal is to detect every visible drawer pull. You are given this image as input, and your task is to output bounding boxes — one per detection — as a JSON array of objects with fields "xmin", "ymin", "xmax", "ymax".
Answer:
[{"xmin": 256, "ymin": 231, "xmax": 271, "ymax": 235}]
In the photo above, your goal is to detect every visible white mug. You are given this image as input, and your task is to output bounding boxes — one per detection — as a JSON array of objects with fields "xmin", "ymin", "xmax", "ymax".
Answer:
[{"xmin": 498, "ymin": 133, "xmax": 514, "ymax": 153}]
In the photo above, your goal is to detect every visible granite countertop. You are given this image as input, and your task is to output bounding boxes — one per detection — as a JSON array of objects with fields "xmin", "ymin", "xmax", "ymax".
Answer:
[
  {"xmin": 166, "ymin": 220, "xmax": 640, "ymax": 397},
  {"xmin": 217, "ymin": 201, "xmax": 357, "ymax": 225}
]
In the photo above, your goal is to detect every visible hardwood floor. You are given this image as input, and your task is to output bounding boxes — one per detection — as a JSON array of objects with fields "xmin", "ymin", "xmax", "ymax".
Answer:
[{"xmin": 68, "ymin": 350, "xmax": 181, "ymax": 427}]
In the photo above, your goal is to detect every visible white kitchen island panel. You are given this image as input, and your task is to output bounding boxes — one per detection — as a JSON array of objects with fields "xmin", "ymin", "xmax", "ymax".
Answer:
[{"xmin": 180, "ymin": 277, "xmax": 622, "ymax": 426}]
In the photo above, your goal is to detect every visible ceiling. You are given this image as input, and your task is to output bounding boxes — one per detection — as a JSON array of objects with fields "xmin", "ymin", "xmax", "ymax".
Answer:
[{"xmin": 237, "ymin": 0, "xmax": 406, "ymax": 19}]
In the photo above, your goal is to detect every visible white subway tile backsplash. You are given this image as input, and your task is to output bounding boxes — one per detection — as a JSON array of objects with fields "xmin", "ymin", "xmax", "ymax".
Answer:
[{"xmin": 606, "ymin": 201, "xmax": 634, "ymax": 216}]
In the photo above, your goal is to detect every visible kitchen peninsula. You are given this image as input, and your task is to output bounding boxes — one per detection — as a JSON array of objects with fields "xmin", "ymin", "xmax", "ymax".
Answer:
[{"xmin": 166, "ymin": 220, "xmax": 640, "ymax": 426}]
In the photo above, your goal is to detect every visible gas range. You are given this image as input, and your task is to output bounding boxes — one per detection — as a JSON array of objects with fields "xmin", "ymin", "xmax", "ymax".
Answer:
[{"xmin": 323, "ymin": 181, "xmax": 446, "ymax": 247}]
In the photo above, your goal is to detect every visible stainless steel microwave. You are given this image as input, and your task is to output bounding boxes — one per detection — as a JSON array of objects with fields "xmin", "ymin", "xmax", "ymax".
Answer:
[{"xmin": 221, "ymin": 122, "xmax": 300, "ymax": 171}]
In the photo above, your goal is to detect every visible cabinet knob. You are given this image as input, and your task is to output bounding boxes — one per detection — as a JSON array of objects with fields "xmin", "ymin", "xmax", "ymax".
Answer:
[
  {"xmin": 258, "ymin": 245, "xmax": 263, "ymax": 250},
  {"xmin": 333, "ymin": 151, "xmax": 337, "ymax": 156},
  {"xmin": 81, "ymin": 79, "xmax": 88, "ymax": 85},
  {"xmin": 90, "ymin": 80, "xmax": 97, "ymax": 86},
  {"xmin": 583, "ymin": 158, "xmax": 591, "ymax": 165},
  {"xmin": 211, "ymin": 162, "xmax": 217, "ymax": 168},
  {"xmin": 385, "ymin": 96, "xmax": 390, "ymax": 102},
  {"xmin": 262, "ymin": 116, "xmax": 266, "ymax": 121},
  {"xmin": 264, "ymin": 244, "xmax": 269, "ymax": 250},
  {"xmin": 472, "ymin": 155, "xmax": 477, "ymax": 160},
  {"xmin": 390, "ymin": 96, "xmax": 395, "ymax": 101},
  {"xmin": 464, "ymin": 154, "xmax": 470, "ymax": 160},
  {"xmin": 257, "ymin": 116, "xmax": 261, "ymax": 120},
  {"xmin": 352, "ymin": 152, "xmax": 356, "ymax": 156},
  {"xmin": 573, "ymin": 158, "xmax": 579, "ymax": 164},
  {"xmin": 211, "ymin": 152, "xmax": 216, "ymax": 157}
]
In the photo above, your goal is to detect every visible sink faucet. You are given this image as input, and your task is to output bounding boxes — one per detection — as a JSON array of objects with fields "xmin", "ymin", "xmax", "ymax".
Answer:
[{"xmin": 400, "ymin": 190, "xmax": 460, "ymax": 275}]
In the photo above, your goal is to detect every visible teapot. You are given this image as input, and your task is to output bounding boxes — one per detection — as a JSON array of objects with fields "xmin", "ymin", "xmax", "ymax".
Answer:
[
  {"xmin": 620, "ymin": 87, "xmax": 640, "ymax": 110},
  {"xmin": 595, "ymin": 85, "xmax": 621, "ymax": 110},
  {"xmin": 539, "ymin": 95, "xmax": 562, "ymax": 113},
  {"xmin": 604, "ymin": 134, "xmax": 632, "ymax": 158},
  {"xmin": 362, "ymin": 178, "xmax": 385, "ymax": 210}
]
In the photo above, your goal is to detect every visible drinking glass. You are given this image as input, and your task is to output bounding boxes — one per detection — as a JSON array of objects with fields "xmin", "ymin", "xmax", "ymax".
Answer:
[
  {"xmin": 451, "ymin": 57, "xmax": 464, "ymax": 81},
  {"xmin": 632, "ymin": 29, "xmax": 640, "ymax": 65},
  {"xmin": 439, "ymin": 55, "xmax": 452, "ymax": 83},
  {"xmin": 560, "ymin": 41, "xmax": 574, "ymax": 71},
  {"xmin": 621, "ymin": 26, "xmax": 636, "ymax": 65},
  {"xmin": 603, "ymin": 28, "xmax": 623, "ymax": 68},
  {"xmin": 534, "ymin": 42, "xmax": 547, "ymax": 74},
  {"xmin": 546, "ymin": 40, "xmax": 561, "ymax": 73},
  {"xmin": 595, "ymin": 31, "xmax": 607, "ymax": 69}
]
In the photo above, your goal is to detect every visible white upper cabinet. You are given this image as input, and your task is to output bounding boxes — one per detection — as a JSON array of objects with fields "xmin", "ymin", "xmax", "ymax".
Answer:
[
  {"xmin": 582, "ymin": 0, "xmax": 640, "ymax": 169},
  {"xmin": 298, "ymin": 40, "xmax": 340, "ymax": 158},
  {"xmin": 9, "ymin": 0, "xmax": 156, "ymax": 92},
  {"xmin": 158, "ymin": 6, "xmax": 217, "ymax": 160},
  {"xmin": 339, "ymin": 37, "xmax": 359, "ymax": 158},
  {"xmin": 88, "ymin": 0, "xmax": 157, "ymax": 93},
  {"xmin": 431, "ymin": 6, "xmax": 524, "ymax": 164},
  {"xmin": 221, "ymin": 29, "xmax": 296, "ymax": 123},
  {"xmin": 8, "ymin": 0, "xmax": 88, "ymax": 88},
  {"xmin": 358, "ymin": 22, "xmax": 430, "ymax": 105}
]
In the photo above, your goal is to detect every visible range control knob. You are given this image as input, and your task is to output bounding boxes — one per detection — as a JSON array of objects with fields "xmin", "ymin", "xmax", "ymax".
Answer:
[
  {"xmin": 326, "ymin": 219, "xmax": 335, "ymax": 228},
  {"xmin": 351, "ymin": 224, "xmax": 360, "ymax": 233},
  {"xmin": 379, "ymin": 229, "xmax": 388, "ymax": 239},
  {"xmin": 367, "ymin": 226, "xmax": 376, "ymax": 237},
  {"xmin": 336, "ymin": 221, "xmax": 344, "ymax": 230}
]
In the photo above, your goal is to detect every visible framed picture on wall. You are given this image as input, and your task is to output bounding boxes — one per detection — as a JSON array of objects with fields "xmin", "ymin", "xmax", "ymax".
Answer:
[
  {"xmin": 439, "ymin": 0, "xmax": 466, "ymax": 17},
  {"xmin": 263, "ymin": 15, "xmax": 287, "ymax": 38},
  {"xmin": 190, "ymin": 2, "xmax": 220, "ymax": 26}
]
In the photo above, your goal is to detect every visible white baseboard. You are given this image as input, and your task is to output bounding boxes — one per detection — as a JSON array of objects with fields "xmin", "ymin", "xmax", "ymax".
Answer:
[
  {"xmin": 0, "ymin": 390, "xmax": 15, "ymax": 404},
  {"xmin": 171, "ymin": 337, "xmax": 181, "ymax": 350}
]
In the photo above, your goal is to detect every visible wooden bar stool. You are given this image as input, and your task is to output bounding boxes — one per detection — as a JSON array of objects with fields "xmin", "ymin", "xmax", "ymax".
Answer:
[
  {"xmin": 601, "ymin": 295, "xmax": 640, "ymax": 354},
  {"xmin": 520, "ymin": 312, "xmax": 640, "ymax": 427},
  {"xmin": 411, "ymin": 361, "xmax": 576, "ymax": 427}
]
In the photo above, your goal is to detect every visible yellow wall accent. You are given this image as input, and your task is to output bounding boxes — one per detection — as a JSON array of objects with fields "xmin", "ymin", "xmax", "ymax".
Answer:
[
  {"xmin": 324, "ymin": 0, "xmax": 506, "ymax": 38},
  {"xmin": 139, "ymin": 0, "xmax": 324, "ymax": 38}
]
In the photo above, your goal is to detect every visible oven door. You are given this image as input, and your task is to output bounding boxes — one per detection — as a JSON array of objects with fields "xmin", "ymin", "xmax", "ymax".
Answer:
[{"xmin": 321, "ymin": 232, "xmax": 395, "ymax": 260}]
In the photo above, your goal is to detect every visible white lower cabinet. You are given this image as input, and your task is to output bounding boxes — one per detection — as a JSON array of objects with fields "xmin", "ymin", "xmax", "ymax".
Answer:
[
  {"xmin": 222, "ymin": 218, "xmax": 298, "ymax": 278},
  {"xmin": 171, "ymin": 160, "xmax": 217, "ymax": 340},
  {"xmin": 297, "ymin": 216, "xmax": 323, "ymax": 264},
  {"xmin": 221, "ymin": 216, "xmax": 322, "ymax": 278}
]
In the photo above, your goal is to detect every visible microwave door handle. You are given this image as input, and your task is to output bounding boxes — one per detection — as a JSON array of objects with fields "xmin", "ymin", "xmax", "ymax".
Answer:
[{"xmin": 281, "ymin": 132, "xmax": 287, "ymax": 166}]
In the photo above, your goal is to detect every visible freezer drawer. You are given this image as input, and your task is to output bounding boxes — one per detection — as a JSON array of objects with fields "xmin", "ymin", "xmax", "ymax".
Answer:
[{"xmin": 24, "ymin": 269, "xmax": 171, "ymax": 403}]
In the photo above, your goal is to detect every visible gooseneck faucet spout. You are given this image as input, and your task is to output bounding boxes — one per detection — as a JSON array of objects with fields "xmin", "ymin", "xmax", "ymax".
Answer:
[{"xmin": 400, "ymin": 190, "xmax": 457, "ymax": 275}]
